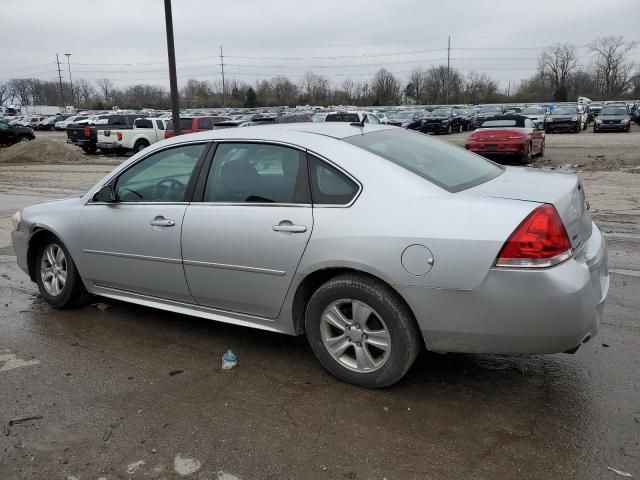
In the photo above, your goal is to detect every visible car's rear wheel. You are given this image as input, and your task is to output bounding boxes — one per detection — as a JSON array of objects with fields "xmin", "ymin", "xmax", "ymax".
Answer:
[
  {"xmin": 35, "ymin": 238, "xmax": 90, "ymax": 308},
  {"xmin": 538, "ymin": 140, "xmax": 545, "ymax": 157},
  {"xmin": 305, "ymin": 274, "xmax": 421, "ymax": 388},
  {"xmin": 519, "ymin": 142, "xmax": 532, "ymax": 164},
  {"xmin": 81, "ymin": 144, "xmax": 97, "ymax": 154},
  {"xmin": 133, "ymin": 139, "xmax": 149, "ymax": 153}
]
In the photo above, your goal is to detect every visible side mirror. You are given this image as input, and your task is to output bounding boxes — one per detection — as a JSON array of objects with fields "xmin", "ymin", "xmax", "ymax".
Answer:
[{"xmin": 93, "ymin": 184, "xmax": 116, "ymax": 203}]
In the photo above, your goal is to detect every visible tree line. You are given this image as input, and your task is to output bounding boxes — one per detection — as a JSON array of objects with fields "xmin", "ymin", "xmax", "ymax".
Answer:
[{"xmin": 1, "ymin": 36, "xmax": 637, "ymax": 111}]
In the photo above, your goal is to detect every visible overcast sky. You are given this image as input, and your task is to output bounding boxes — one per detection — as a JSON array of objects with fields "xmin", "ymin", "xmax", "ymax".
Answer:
[{"xmin": 2, "ymin": 0, "xmax": 639, "ymax": 91}]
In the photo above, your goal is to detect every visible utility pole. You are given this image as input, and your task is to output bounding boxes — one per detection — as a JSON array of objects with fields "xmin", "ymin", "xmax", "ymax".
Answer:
[
  {"xmin": 56, "ymin": 54, "xmax": 65, "ymax": 107},
  {"xmin": 507, "ymin": 81, "xmax": 511, "ymax": 97},
  {"xmin": 163, "ymin": 0, "xmax": 180, "ymax": 136},
  {"xmin": 65, "ymin": 53, "xmax": 74, "ymax": 105},
  {"xmin": 445, "ymin": 36, "xmax": 451, "ymax": 104},
  {"xmin": 220, "ymin": 46, "xmax": 226, "ymax": 108}
]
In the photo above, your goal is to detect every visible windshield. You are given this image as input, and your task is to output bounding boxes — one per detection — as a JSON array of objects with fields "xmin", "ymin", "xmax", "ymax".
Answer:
[
  {"xmin": 522, "ymin": 107, "xmax": 544, "ymax": 114},
  {"xmin": 600, "ymin": 107, "xmax": 628, "ymax": 116},
  {"xmin": 312, "ymin": 113, "xmax": 328, "ymax": 122},
  {"xmin": 325, "ymin": 113, "xmax": 360, "ymax": 122},
  {"xmin": 431, "ymin": 109, "xmax": 452, "ymax": 117},
  {"xmin": 394, "ymin": 111, "xmax": 412, "ymax": 120},
  {"xmin": 553, "ymin": 107, "xmax": 576, "ymax": 115},
  {"xmin": 478, "ymin": 106, "xmax": 502, "ymax": 114},
  {"xmin": 344, "ymin": 129, "xmax": 503, "ymax": 193},
  {"xmin": 480, "ymin": 119, "xmax": 519, "ymax": 128}
]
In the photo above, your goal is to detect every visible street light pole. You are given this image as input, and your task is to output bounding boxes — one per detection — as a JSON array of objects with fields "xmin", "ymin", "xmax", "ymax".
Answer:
[
  {"xmin": 64, "ymin": 53, "xmax": 74, "ymax": 105},
  {"xmin": 164, "ymin": 0, "xmax": 181, "ymax": 136}
]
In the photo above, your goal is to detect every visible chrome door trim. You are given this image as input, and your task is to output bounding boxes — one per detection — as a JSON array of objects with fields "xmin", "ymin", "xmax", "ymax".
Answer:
[
  {"xmin": 213, "ymin": 138, "xmax": 306, "ymax": 152},
  {"xmin": 88, "ymin": 202, "xmax": 190, "ymax": 206},
  {"xmin": 193, "ymin": 202, "xmax": 311, "ymax": 208},
  {"xmin": 182, "ymin": 259, "xmax": 286, "ymax": 276},
  {"xmin": 83, "ymin": 249, "xmax": 182, "ymax": 264}
]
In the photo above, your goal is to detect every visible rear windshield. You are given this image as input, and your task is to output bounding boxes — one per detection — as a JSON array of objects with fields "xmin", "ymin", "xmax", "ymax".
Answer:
[
  {"xmin": 325, "ymin": 113, "xmax": 359, "ymax": 122},
  {"xmin": 344, "ymin": 129, "xmax": 503, "ymax": 192},
  {"xmin": 480, "ymin": 119, "xmax": 519, "ymax": 127},
  {"xmin": 167, "ymin": 118, "xmax": 194, "ymax": 130}
]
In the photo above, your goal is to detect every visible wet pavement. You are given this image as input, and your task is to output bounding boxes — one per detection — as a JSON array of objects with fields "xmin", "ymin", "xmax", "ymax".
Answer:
[{"xmin": 1, "ymin": 145, "xmax": 639, "ymax": 479}]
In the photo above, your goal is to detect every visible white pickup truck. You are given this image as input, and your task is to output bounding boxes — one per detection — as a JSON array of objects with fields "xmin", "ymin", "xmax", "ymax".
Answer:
[{"xmin": 96, "ymin": 117, "xmax": 168, "ymax": 154}]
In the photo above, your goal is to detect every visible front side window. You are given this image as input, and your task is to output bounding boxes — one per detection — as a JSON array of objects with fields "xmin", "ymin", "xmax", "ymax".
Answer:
[
  {"xmin": 135, "ymin": 118, "xmax": 153, "ymax": 129},
  {"xmin": 309, "ymin": 155, "xmax": 359, "ymax": 205},
  {"xmin": 204, "ymin": 143, "xmax": 309, "ymax": 204},
  {"xmin": 366, "ymin": 114, "xmax": 380, "ymax": 124},
  {"xmin": 114, "ymin": 143, "xmax": 206, "ymax": 202}
]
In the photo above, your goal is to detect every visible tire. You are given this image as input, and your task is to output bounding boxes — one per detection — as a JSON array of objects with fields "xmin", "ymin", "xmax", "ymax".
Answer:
[
  {"xmin": 81, "ymin": 144, "xmax": 97, "ymax": 154},
  {"xmin": 458, "ymin": 122, "xmax": 463, "ymax": 133},
  {"xmin": 545, "ymin": 126, "xmax": 551, "ymax": 134},
  {"xmin": 521, "ymin": 142, "xmax": 532, "ymax": 164},
  {"xmin": 305, "ymin": 274, "xmax": 421, "ymax": 388},
  {"xmin": 17, "ymin": 135, "xmax": 31, "ymax": 143},
  {"xmin": 133, "ymin": 140, "xmax": 149, "ymax": 153},
  {"xmin": 593, "ymin": 126, "xmax": 598, "ymax": 133},
  {"xmin": 575, "ymin": 123, "xmax": 581, "ymax": 133},
  {"xmin": 446, "ymin": 124, "xmax": 452, "ymax": 135},
  {"xmin": 538, "ymin": 140, "xmax": 545, "ymax": 157},
  {"xmin": 35, "ymin": 236, "xmax": 91, "ymax": 309},
  {"xmin": 625, "ymin": 125, "xmax": 631, "ymax": 133}
]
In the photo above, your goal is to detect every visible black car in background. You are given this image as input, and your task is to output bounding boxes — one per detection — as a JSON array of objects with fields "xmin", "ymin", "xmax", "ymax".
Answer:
[
  {"xmin": 422, "ymin": 108, "xmax": 463, "ymax": 134},
  {"xmin": 593, "ymin": 105, "xmax": 632, "ymax": 132},
  {"xmin": 545, "ymin": 106, "xmax": 582, "ymax": 133},
  {"xmin": 36, "ymin": 114, "xmax": 73, "ymax": 131},
  {"xmin": 0, "ymin": 120, "xmax": 35, "ymax": 146},
  {"xmin": 386, "ymin": 110, "xmax": 424, "ymax": 130},
  {"xmin": 453, "ymin": 108, "xmax": 474, "ymax": 131},
  {"xmin": 471, "ymin": 105, "xmax": 505, "ymax": 128},
  {"xmin": 67, "ymin": 114, "xmax": 142, "ymax": 153}
]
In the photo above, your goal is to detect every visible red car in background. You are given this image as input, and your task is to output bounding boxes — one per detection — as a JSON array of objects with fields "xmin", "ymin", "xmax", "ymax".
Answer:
[
  {"xmin": 465, "ymin": 115, "xmax": 545, "ymax": 164},
  {"xmin": 164, "ymin": 116, "xmax": 229, "ymax": 139}
]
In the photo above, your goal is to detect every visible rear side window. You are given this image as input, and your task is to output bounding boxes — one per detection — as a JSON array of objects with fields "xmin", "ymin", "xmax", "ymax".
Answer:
[
  {"xmin": 325, "ymin": 113, "xmax": 359, "ymax": 122},
  {"xmin": 344, "ymin": 129, "xmax": 503, "ymax": 193},
  {"xmin": 198, "ymin": 118, "xmax": 213, "ymax": 129},
  {"xmin": 134, "ymin": 118, "xmax": 153, "ymax": 128},
  {"xmin": 167, "ymin": 119, "xmax": 195, "ymax": 130},
  {"xmin": 308, "ymin": 155, "xmax": 359, "ymax": 205},
  {"xmin": 156, "ymin": 120, "xmax": 165, "ymax": 130}
]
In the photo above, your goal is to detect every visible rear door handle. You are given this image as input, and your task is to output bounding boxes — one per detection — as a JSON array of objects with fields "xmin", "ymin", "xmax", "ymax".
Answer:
[
  {"xmin": 149, "ymin": 216, "xmax": 175, "ymax": 227},
  {"xmin": 272, "ymin": 224, "xmax": 307, "ymax": 233}
]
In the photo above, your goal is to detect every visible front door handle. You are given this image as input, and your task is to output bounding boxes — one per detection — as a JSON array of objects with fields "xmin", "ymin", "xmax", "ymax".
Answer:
[
  {"xmin": 149, "ymin": 216, "xmax": 175, "ymax": 227},
  {"xmin": 272, "ymin": 224, "xmax": 307, "ymax": 233}
]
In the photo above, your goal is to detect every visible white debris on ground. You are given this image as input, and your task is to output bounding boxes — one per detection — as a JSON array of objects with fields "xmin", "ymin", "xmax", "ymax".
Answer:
[{"xmin": 174, "ymin": 454, "xmax": 202, "ymax": 476}]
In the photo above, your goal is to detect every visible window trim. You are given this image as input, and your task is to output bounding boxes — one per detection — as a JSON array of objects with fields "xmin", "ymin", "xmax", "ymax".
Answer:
[
  {"xmin": 305, "ymin": 150, "xmax": 362, "ymax": 208},
  {"xmin": 191, "ymin": 139, "xmax": 312, "ymax": 207},
  {"xmin": 87, "ymin": 141, "xmax": 213, "ymax": 205}
]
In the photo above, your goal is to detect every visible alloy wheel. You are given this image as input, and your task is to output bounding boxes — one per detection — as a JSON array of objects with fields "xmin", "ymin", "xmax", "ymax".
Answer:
[
  {"xmin": 320, "ymin": 299, "xmax": 391, "ymax": 372},
  {"xmin": 40, "ymin": 244, "xmax": 67, "ymax": 297}
]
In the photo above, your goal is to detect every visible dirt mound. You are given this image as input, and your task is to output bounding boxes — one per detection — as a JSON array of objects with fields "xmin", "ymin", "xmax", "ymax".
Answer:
[{"xmin": 0, "ymin": 139, "xmax": 88, "ymax": 164}]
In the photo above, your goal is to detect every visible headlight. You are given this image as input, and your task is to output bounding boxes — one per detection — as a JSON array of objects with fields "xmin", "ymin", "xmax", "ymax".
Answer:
[
  {"xmin": 11, "ymin": 210, "xmax": 21, "ymax": 231},
  {"xmin": 571, "ymin": 116, "xmax": 578, "ymax": 121},
  {"xmin": 596, "ymin": 119, "xmax": 602, "ymax": 124},
  {"xmin": 622, "ymin": 118, "xmax": 629, "ymax": 123},
  {"xmin": 547, "ymin": 118, "xmax": 553, "ymax": 122}
]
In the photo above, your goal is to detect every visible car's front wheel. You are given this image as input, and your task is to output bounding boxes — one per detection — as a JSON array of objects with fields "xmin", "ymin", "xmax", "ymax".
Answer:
[
  {"xmin": 305, "ymin": 274, "xmax": 421, "ymax": 388},
  {"xmin": 35, "ymin": 238, "xmax": 90, "ymax": 308}
]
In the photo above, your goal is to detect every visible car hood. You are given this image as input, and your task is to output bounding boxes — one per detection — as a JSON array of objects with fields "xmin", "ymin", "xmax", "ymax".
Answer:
[
  {"xmin": 464, "ymin": 167, "xmax": 592, "ymax": 251},
  {"xmin": 550, "ymin": 115, "xmax": 575, "ymax": 120}
]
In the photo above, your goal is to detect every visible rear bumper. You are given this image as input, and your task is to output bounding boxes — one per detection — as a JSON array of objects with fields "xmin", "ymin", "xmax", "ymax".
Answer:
[
  {"xmin": 67, "ymin": 138, "xmax": 91, "ymax": 146},
  {"xmin": 465, "ymin": 141, "xmax": 525, "ymax": 156},
  {"xmin": 97, "ymin": 142, "xmax": 123, "ymax": 149},
  {"xmin": 398, "ymin": 222, "xmax": 608, "ymax": 354}
]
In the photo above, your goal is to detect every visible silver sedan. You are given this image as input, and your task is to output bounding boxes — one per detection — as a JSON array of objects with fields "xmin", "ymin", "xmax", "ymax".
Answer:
[{"xmin": 11, "ymin": 123, "xmax": 609, "ymax": 387}]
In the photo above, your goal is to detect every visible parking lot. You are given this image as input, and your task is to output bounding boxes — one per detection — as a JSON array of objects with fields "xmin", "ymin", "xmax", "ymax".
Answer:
[{"xmin": 1, "ymin": 128, "xmax": 639, "ymax": 479}]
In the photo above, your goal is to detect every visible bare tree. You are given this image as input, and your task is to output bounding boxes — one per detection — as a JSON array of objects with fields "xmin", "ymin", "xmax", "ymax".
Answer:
[
  {"xmin": 0, "ymin": 82, "xmax": 10, "ymax": 106},
  {"xmin": 538, "ymin": 43, "xmax": 578, "ymax": 101},
  {"xmin": 74, "ymin": 79, "xmax": 96, "ymax": 105},
  {"xmin": 299, "ymin": 72, "xmax": 330, "ymax": 105},
  {"xmin": 7, "ymin": 78, "xmax": 32, "ymax": 105},
  {"xmin": 371, "ymin": 68, "xmax": 400, "ymax": 105},
  {"xmin": 271, "ymin": 76, "xmax": 298, "ymax": 106},
  {"xmin": 407, "ymin": 67, "xmax": 427, "ymax": 104},
  {"xmin": 463, "ymin": 71, "xmax": 498, "ymax": 104},
  {"xmin": 589, "ymin": 36, "xmax": 637, "ymax": 96},
  {"xmin": 96, "ymin": 78, "xmax": 114, "ymax": 103}
]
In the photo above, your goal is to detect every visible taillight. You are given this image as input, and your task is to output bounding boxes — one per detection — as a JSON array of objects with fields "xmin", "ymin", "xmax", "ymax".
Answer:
[
  {"xmin": 495, "ymin": 204, "xmax": 572, "ymax": 268},
  {"xmin": 83, "ymin": 127, "xmax": 90, "ymax": 137},
  {"xmin": 507, "ymin": 134, "xmax": 525, "ymax": 140},
  {"xmin": 117, "ymin": 132, "xmax": 122, "ymax": 141}
]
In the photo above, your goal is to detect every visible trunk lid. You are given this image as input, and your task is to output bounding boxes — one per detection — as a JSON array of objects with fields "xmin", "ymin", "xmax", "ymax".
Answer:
[
  {"xmin": 465, "ymin": 167, "xmax": 592, "ymax": 251},
  {"xmin": 472, "ymin": 128, "xmax": 526, "ymax": 141}
]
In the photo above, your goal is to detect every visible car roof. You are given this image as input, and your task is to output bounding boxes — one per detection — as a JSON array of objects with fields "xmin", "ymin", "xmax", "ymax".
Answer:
[{"xmin": 162, "ymin": 123, "xmax": 397, "ymax": 146}]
